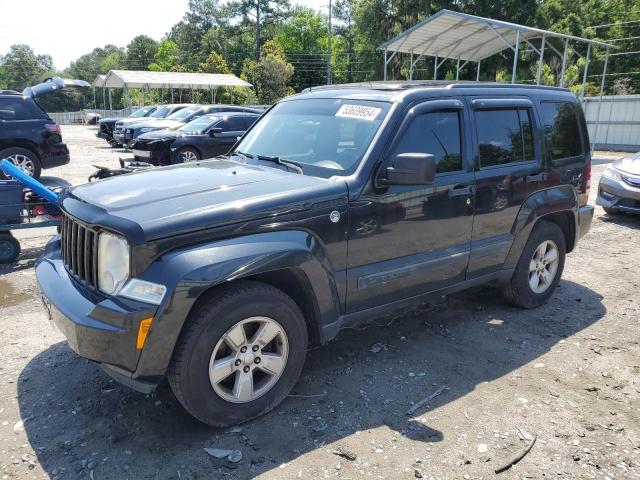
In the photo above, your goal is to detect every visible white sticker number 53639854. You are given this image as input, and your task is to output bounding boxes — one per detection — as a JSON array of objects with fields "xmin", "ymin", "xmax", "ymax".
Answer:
[{"xmin": 335, "ymin": 104, "xmax": 381, "ymax": 121}]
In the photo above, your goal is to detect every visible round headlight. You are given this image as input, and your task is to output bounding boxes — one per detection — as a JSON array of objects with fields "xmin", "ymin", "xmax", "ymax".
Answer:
[{"xmin": 97, "ymin": 232, "xmax": 130, "ymax": 295}]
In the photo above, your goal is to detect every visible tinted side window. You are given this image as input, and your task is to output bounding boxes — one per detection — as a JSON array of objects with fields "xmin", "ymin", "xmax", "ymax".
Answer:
[
  {"xmin": 391, "ymin": 110, "xmax": 462, "ymax": 173},
  {"xmin": 219, "ymin": 117, "xmax": 246, "ymax": 132},
  {"xmin": 540, "ymin": 102, "xmax": 582, "ymax": 159},
  {"xmin": 0, "ymin": 97, "xmax": 47, "ymax": 120},
  {"xmin": 475, "ymin": 108, "xmax": 534, "ymax": 167},
  {"xmin": 244, "ymin": 116, "xmax": 258, "ymax": 129}
]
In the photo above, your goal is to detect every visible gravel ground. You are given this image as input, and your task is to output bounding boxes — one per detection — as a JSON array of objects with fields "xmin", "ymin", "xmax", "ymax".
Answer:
[{"xmin": 0, "ymin": 126, "xmax": 639, "ymax": 480}]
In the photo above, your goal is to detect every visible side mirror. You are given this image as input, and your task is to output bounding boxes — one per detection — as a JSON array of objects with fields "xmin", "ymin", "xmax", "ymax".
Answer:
[
  {"xmin": 209, "ymin": 127, "xmax": 222, "ymax": 137},
  {"xmin": 382, "ymin": 153, "xmax": 436, "ymax": 185}
]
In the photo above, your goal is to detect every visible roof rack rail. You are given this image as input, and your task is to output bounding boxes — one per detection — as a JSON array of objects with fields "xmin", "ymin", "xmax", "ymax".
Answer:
[{"xmin": 303, "ymin": 80, "xmax": 569, "ymax": 93}]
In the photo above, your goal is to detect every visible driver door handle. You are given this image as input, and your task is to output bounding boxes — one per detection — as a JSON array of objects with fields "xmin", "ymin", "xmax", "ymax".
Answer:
[{"xmin": 448, "ymin": 185, "xmax": 475, "ymax": 197}]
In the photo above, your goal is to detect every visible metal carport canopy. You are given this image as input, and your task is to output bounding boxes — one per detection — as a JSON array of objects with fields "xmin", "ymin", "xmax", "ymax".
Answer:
[
  {"xmin": 101, "ymin": 70, "xmax": 252, "ymax": 89},
  {"xmin": 378, "ymin": 9, "xmax": 615, "ymax": 64},
  {"xmin": 93, "ymin": 75, "xmax": 106, "ymax": 88}
]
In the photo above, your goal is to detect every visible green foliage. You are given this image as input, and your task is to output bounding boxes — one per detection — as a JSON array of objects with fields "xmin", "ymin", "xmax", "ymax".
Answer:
[
  {"xmin": 275, "ymin": 6, "xmax": 328, "ymax": 89},
  {"xmin": 149, "ymin": 40, "xmax": 180, "ymax": 72},
  {"xmin": 199, "ymin": 51, "xmax": 231, "ymax": 74},
  {"xmin": 0, "ymin": 44, "xmax": 54, "ymax": 91},
  {"xmin": 242, "ymin": 40, "xmax": 294, "ymax": 103},
  {"xmin": 126, "ymin": 35, "xmax": 158, "ymax": 70},
  {"xmin": 231, "ymin": 0, "xmax": 290, "ymax": 59}
]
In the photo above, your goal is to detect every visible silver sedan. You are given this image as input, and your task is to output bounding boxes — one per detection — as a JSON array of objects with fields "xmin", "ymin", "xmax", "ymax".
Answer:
[{"xmin": 596, "ymin": 152, "xmax": 640, "ymax": 214}]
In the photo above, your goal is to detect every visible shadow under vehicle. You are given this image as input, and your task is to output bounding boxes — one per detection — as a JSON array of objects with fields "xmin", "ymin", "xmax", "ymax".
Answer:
[{"xmin": 19, "ymin": 279, "xmax": 605, "ymax": 478}]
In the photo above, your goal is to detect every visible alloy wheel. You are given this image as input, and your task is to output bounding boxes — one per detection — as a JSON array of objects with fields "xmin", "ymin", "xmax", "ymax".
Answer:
[
  {"xmin": 181, "ymin": 150, "xmax": 199, "ymax": 162},
  {"xmin": 528, "ymin": 239, "xmax": 559, "ymax": 294},
  {"xmin": 8, "ymin": 154, "xmax": 35, "ymax": 176},
  {"xmin": 209, "ymin": 316, "xmax": 289, "ymax": 403}
]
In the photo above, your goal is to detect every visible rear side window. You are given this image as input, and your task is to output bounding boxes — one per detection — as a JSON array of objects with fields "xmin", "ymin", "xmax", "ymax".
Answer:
[
  {"xmin": 475, "ymin": 108, "xmax": 534, "ymax": 167},
  {"xmin": 219, "ymin": 116, "xmax": 246, "ymax": 132},
  {"xmin": 391, "ymin": 110, "xmax": 463, "ymax": 173},
  {"xmin": 540, "ymin": 102, "xmax": 583, "ymax": 159},
  {"xmin": 244, "ymin": 116, "xmax": 258, "ymax": 129},
  {"xmin": 0, "ymin": 97, "xmax": 48, "ymax": 121}
]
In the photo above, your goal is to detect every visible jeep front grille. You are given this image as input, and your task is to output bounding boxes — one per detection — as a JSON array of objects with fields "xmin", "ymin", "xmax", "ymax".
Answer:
[{"xmin": 60, "ymin": 214, "xmax": 98, "ymax": 287}]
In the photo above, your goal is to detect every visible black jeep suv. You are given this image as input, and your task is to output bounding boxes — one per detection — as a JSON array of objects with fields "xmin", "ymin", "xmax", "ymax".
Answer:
[
  {"xmin": 0, "ymin": 77, "xmax": 89, "ymax": 178},
  {"xmin": 37, "ymin": 82, "xmax": 594, "ymax": 426}
]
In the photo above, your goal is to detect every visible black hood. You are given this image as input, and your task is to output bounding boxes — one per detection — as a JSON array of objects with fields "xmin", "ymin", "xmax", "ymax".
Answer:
[{"xmin": 66, "ymin": 159, "xmax": 348, "ymax": 241}]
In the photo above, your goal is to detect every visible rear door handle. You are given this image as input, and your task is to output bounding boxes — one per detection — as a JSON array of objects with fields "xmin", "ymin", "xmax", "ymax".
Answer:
[
  {"xmin": 526, "ymin": 173, "xmax": 547, "ymax": 183},
  {"xmin": 448, "ymin": 185, "xmax": 475, "ymax": 197}
]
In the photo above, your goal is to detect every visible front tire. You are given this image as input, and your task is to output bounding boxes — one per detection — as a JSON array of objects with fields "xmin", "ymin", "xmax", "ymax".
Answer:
[
  {"xmin": 175, "ymin": 147, "xmax": 200, "ymax": 163},
  {"xmin": 168, "ymin": 281, "xmax": 308, "ymax": 427},
  {"xmin": 502, "ymin": 220, "xmax": 566, "ymax": 308}
]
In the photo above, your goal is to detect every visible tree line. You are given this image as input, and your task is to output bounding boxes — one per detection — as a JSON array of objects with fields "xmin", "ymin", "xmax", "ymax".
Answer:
[{"xmin": 1, "ymin": 0, "xmax": 638, "ymax": 111}]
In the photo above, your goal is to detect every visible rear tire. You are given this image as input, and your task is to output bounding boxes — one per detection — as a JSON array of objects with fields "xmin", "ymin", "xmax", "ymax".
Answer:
[
  {"xmin": 502, "ymin": 220, "xmax": 566, "ymax": 308},
  {"xmin": 168, "ymin": 280, "xmax": 308, "ymax": 427},
  {"xmin": 0, "ymin": 147, "xmax": 42, "ymax": 179},
  {"xmin": 0, "ymin": 233, "xmax": 20, "ymax": 264}
]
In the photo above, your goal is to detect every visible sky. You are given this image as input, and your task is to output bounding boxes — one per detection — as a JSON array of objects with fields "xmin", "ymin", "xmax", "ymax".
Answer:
[{"xmin": 0, "ymin": 0, "xmax": 329, "ymax": 71}]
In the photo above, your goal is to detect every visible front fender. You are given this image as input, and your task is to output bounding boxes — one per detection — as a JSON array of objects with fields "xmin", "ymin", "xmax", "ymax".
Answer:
[
  {"xmin": 503, "ymin": 185, "xmax": 578, "ymax": 269},
  {"xmin": 134, "ymin": 230, "xmax": 341, "ymax": 377}
]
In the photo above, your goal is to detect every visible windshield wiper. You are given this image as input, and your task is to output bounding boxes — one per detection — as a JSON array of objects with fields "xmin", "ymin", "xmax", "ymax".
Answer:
[
  {"xmin": 231, "ymin": 151, "xmax": 304, "ymax": 175},
  {"xmin": 231, "ymin": 150, "xmax": 252, "ymax": 161},
  {"xmin": 256, "ymin": 155, "xmax": 304, "ymax": 175}
]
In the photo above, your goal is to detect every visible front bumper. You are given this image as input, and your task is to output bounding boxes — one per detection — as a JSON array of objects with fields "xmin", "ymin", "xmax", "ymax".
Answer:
[
  {"xmin": 36, "ymin": 237, "xmax": 159, "ymax": 388},
  {"xmin": 596, "ymin": 175, "xmax": 640, "ymax": 213},
  {"xmin": 96, "ymin": 131, "xmax": 112, "ymax": 140},
  {"xmin": 132, "ymin": 147, "xmax": 170, "ymax": 165},
  {"xmin": 113, "ymin": 131, "xmax": 135, "ymax": 147}
]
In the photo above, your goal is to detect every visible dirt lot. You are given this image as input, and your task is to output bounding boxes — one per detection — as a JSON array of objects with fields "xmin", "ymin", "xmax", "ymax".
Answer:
[{"xmin": 1, "ymin": 126, "xmax": 639, "ymax": 480}]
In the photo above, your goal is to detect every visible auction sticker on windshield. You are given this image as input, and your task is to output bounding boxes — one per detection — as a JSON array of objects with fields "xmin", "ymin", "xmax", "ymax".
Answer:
[{"xmin": 336, "ymin": 104, "xmax": 381, "ymax": 121}]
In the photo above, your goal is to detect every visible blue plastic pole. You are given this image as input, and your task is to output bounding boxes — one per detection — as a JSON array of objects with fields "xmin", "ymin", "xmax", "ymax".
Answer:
[{"xmin": 0, "ymin": 159, "xmax": 59, "ymax": 203}]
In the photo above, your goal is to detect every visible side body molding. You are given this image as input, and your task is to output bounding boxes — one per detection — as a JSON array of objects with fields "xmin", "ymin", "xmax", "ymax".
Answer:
[
  {"xmin": 134, "ymin": 230, "xmax": 342, "ymax": 377},
  {"xmin": 503, "ymin": 185, "xmax": 578, "ymax": 269}
]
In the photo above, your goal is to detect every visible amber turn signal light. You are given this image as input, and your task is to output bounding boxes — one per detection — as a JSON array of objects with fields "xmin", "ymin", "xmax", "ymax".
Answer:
[{"xmin": 136, "ymin": 318, "xmax": 154, "ymax": 350}]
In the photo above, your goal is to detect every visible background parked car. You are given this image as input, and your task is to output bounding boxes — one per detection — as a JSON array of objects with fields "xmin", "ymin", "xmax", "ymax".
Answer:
[
  {"xmin": 0, "ymin": 77, "xmax": 89, "ymax": 178},
  {"xmin": 132, "ymin": 112, "xmax": 260, "ymax": 164},
  {"xmin": 97, "ymin": 105, "xmax": 157, "ymax": 146},
  {"xmin": 596, "ymin": 152, "xmax": 640, "ymax": 214},
  {"xmin": 112, "ymin": 104, "xmax": 192, "ymax": 147},
  {"xmin": 122, "ymin": 104, "xmax": 261, "ymax": 147}
]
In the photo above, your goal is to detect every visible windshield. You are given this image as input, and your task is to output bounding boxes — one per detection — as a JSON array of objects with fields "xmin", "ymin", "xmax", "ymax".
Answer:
[
  {"xmin": 130, "ymin": 106, "xmax": 154, "ymax": 118},
  {"xmin": 167, "ymin": 106, "xmax": 201, "ymax": 120},
  {"xmin": 150, "ymin": 106, "xmax": 171, "ymax": 118},
  {"xmin": 235, "ymin": 98, "xmax": 390, "ymax": 176},
  {"xmin": 179, "ymin": 115, "xmax": 220, "ymax": 133}
]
